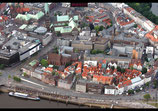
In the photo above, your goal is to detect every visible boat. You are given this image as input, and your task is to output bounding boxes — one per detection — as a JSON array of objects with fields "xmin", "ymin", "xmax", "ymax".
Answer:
[{"xmin": 9, "ymin": 92, "xmax": 40, "ymax": 101}]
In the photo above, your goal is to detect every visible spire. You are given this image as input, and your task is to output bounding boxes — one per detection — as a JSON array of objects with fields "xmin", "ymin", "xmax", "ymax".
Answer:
[{"xmin": 44, "ymin": 3, "xmax": 49, "ymax": 14}]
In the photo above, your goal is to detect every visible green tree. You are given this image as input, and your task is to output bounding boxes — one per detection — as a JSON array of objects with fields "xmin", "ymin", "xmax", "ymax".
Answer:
[
  {"xmin": 40, "ymin": 59, "xmax": 48, "ymax": 67},
  {"xmin": 54, "ymin": 47, "xmax": 58, "ymax": 54},
  {"xmin": 53, "ymin": 65, "xmax": 59, "ymax": 70},
  {"xmin": 64, "ymin": 23, "xmax": 68, "ymax": 26},
  {"xmin": 74, "ymin": 49, "xmax": 79, "ymax": 53},
  {"xmin": 56, "ymin": 31, "xmax": 61, "ymax": 37},
  {"xmin": 99, "ymin": 26, "xmax": 104, "ymax": 31},
  {"xmin": 141, "ymin": 67, "xmax": 147, "ymax": 74},
  {"xmin": 81, "ymin": 23, "xmax": 88, "ymax": 28},
  {"xmin": 0, "ymin": 64, "xmax": 4, "ymax": 70},
  {"xmin": 146, "ymin": 82, "xmax": 149, "ymax": 87},
  {"xmin": 153, "ymin": 80, "xmax": 157, "ymax": 88},
  {"xmin": 13, "ymin": 76, "xmax": 21, "ymax": 82},
  {"xmin": 85, "ymin": 16, "xmax": 89, "ymax": 19},
  {"xmin": 121, "ymin": 68, "xmax": 125, "ymax": 73},
  {"xmin": 52, "ymin": 71, "xmax": 55, "ymax": 76},
  {"xmin": 143, "ymin": 93, "xmax": 151, "ymax": 103},
  {"xmin": 128, "ymin": 89, "xmax": 134, "ymax": 94},
  {"xmin": 0, "ymin": 72, "xmax": 2, "ymax": 76},
  {"xmin": 55, "ymin": 72, "xmax": 59, "ymax": 76},
  {"xmin": 65, "ymin": 62, "xmax": 72, "ymax": 68},
  {"xmin": 54, "ymin": 13, "xmax": 57, "ymax": 16},
  {"xmin": 94, "ymin": 26, "xmax": 100, "ymax": 34},
  {"xmin": 117, "ymin": 66, "xmax": 121, "ymax": 72},
  {"xmin": 130, "ymin": 66, "xmax": 134, "ymax": 70},
  {"xmin": 23, "ymin": 72, "xmax": 27, "ymax": 77},
  {"xmin": 91, "ymin": 50, "xmax": 97, "ymax": 54},
  {"xmin": 134, "ymin": 24, "xmax": 138, "ymax": 28},
  {"xmin": 111, "ymin": 66, "xmax": 115, "ymax": 71},
  {"xmin": 8, "ymin": 75, "xmax": 11, "ymax": 79}
]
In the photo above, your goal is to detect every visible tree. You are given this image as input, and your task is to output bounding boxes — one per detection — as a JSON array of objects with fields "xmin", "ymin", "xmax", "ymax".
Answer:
[
  {"xmin": 117, "ymin": 66, "xmax": 121, "ymax": 72},
  {"xmin": 23, "ymin": 72, "xmax": 27, "ymax": 77},
  {"xmin": 143, "ymin": 93, "xmax": 151, "ymax": 103},
  {"xmin": 141, "ymin": 67, "xmax": 147, "ymax": 74},
  {"xmin": 54, "ymin": 13, "xmax": 57, "ymax": 16},
  {"xmin": 74, "ymin": 49, "xmax": 79, "ymax": 53},
  {"xmin": 121, "ymin": 68, "xmax": 125, "ymax": 73},
  {"xmin": 65, "ymin": 62, "xmax": 72, "ymax": 68},
  {"xmin": 13, "ymin": 76, "xmax": 21, "ymax": 82},
  {"xmin": 134, "ymin": 24, "xmax": 138, "ymax": 28},
  {"xmin": 54, "ymin": 47, "xmax": 58, "ymax": 54},
  {"xmin": 40, "ymin": 59, "xmax": 48, "ymax": 67},
  {"xmin": 8, "ymin": 75, "xmax": 11, "ymax": 79},
  {"xmin": 99, "ymin": 25, "xmax": 104, "ymax": 31},
  {"xmin": 53, "ymin": 65, "xmax": 59, "ymax": 70},
  {"xmin": 85, "ymin": 16, "xmax": 89, "ymax": 19},
  {"xmin": 91, "ymin": 49, "xmax": 97, "ymax": 54},
  {"xmin": 153, "ymin": 80, "xmax": 157, "ymax": 88},
  {"xmin": 89, "ymin": 23, "xmax": 94, "ymax": 30},
  {"xmin": 55, "ymin": 72, "xmax": 59, "ymax": 76},
  {"xmin": 111, "ymin": 66, "xmax": 115, "ymax": 71},
  {"xmin": 64, "ymin": 23, "xmax": 68, "ymax": 26},
  {"xmin": 130, "ymin": 66, "xmax": 134, "ymax": 70},
  {"xmin": 0, "ymin": 64, "xmax": 4, "ymax": 70},
  {"xmin": 128, "ymin": 89, "xmax": 134, "ymax": 95},
  {"xmin": 146, "ymin": 82, "xmax": 149, "ymax": 87},
  {"xmin": 94, "ymin": 26, "xmax": 100, "ymax": 34},
  {"xmin": 56, "ymin": 31, "xmax": 61, "ymax": 37},
  {"xmin": 52, "ymin": 71, "xmax": 55, "ymax": 76}
]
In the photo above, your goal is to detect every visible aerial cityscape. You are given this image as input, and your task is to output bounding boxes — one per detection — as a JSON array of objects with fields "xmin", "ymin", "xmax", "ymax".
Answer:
[{"xmin": 0, "ymin": 2, "xmax": 158, "ymax": 108}]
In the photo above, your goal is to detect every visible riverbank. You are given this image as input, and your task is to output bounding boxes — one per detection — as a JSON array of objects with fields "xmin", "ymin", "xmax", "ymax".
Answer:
[
  {"xmin": 0, "ymin": 85, "xmax": 126, "ymax": 109},
  {"xmin": 0, "ymin": 92, "xmax": 90, "ymax": 108}
]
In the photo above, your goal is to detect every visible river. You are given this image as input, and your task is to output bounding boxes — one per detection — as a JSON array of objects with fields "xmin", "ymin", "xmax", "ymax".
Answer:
[{"xmin": 0, "ymin": 92, "xmax": 90, "ymax": 108}]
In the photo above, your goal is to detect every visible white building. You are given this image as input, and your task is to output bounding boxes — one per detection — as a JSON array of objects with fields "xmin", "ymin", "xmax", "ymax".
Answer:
[
  {"xmin": 62, "ymin": 3, "xmax": 70, "ymax": 7},
  {"xmin": 84, "ymin": 61, "xmax": 98, "ymax": 67},
  {"xmin": 104, "ymin": 86, "xmax": 118, "ymax": 95},
  {"xmin": 146, "ymin": 46, "xmax": 154, "ymax": 54}
]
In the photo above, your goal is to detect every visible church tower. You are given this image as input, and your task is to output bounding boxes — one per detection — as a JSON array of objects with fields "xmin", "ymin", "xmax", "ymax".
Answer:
[{"xmin": 44, "ymin": 3, "xmax": 51, "ymax": 31}]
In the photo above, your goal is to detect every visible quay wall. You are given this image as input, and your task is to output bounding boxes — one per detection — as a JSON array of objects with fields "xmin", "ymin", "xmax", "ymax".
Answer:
[{"xmin": 0, "ymin": 85, "xmax": 133, "ymax": 109}]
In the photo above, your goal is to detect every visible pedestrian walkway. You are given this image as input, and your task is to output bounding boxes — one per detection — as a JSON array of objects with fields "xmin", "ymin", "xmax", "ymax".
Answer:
[{"xmin": 20, "ymin": 78, "xmax": 47, "ymax": 88}]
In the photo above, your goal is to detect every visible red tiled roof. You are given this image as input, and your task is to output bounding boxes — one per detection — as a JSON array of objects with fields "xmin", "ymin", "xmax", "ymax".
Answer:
[
  {"xmin": 145, "ymin": 25, "xmax": 158, "ymax": 42},
  {"xmin": 94, "ymin": 19, "xmax": 100, "ymax": 23},
  {"xmin": 125, "ymin": 7, "xmax": 134, "ymax": 13},
  {"xmin": 22, "ymin": 8, "xmax": 30, "ymax": 12},
  {"xmin": 0, "ymin": 3, "xmax": 6, "ymax": 9},
  {"xmin": 117, "ymin": 16, "xmax": 134, "ymax": 26},
  {"xmin": 44, "ymin": 67, "xmax": 53, "ymax": 73},
  {"xmin": 118, "ymin": 79, "xmax": 132, "ymax": 88},
  {"xmin": 99, "ymin": 9, "xmax": 104, "ymax": 13}
]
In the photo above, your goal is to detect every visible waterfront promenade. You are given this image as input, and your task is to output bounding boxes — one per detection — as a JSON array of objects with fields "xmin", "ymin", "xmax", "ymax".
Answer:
[{"xmin": 0, "ymin": 83, "xmax": 155, "ymax": 109}]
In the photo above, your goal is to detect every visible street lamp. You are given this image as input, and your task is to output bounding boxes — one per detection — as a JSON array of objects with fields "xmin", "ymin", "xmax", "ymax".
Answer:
[{"xmin": 156, "ymin": 88, "xmax": 157, "ymax": 106}]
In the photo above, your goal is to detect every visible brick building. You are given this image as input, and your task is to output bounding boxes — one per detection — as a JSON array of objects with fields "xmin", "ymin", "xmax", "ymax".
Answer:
[{"xmin": 48, "ymin": 53, "xmax": 71, "ymax": 66}]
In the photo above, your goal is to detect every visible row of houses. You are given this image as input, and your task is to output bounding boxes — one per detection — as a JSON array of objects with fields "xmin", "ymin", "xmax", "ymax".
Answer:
[{"xmin": 21, "ymin": 60, "xmax": 82, "ymax": 90}]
